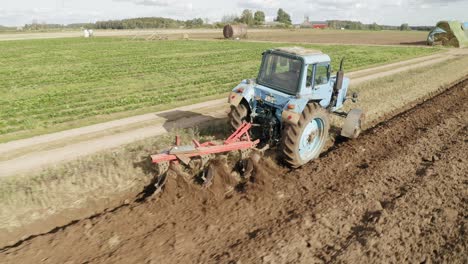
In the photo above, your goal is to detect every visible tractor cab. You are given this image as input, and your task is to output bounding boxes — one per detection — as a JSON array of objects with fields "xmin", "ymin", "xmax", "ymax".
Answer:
[{"xmin": 257, "ymin": 47, "xmax": 333, "ymax": 98}]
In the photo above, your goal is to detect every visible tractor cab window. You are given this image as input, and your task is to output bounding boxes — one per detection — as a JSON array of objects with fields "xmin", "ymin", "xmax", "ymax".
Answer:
[
  {"xmin": 314, "ymin": 64, "xmax": 329, "ymax": 86},
  {"xmin": 257, "ymin": 53, "xmax": 302, "ymax": 94}
]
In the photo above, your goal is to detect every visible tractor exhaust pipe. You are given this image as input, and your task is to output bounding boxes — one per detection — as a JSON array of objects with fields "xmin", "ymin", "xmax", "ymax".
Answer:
[
  {"xmin": 335, "ymin": 58, "xmax": 345, "ymax": 93},
  {"xmin": 328, "ymin": 58, "xmax": 345, "ymax": 110}
]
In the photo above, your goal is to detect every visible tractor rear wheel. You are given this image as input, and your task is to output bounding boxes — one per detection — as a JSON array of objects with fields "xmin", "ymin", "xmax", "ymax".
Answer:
[
  {"xmin": 282, "ymin": 103, "xmax": 330, "ymax": 168},
  {"xmin": 228, "ymin": 102, "xmax": 249, "ymax": 130}
]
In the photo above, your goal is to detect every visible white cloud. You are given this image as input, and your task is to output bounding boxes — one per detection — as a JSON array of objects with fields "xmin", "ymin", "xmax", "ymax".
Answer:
[
  {"xmin": 113, "ymin": 0, "xmax": 170, "ymax": 6},
  {"xmin": 0, "ymin": 0, "xmax": 467, "ymax": 26},
  {"xmin": 0, "ymin": 7, "xmax": 105, "ymax": 26},
  {"xmin": 237, "ymin": 0, "xmax": 280, "ymax": 9}
]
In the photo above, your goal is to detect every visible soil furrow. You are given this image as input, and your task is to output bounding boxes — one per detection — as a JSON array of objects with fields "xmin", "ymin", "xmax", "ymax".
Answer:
[
  {"xmin": 337, "ymin": 126, "xmax": 468, "ymax": 263},
  {"xmin": 212, "ymin": 79, "xmax": 467, "ymax": 263}
]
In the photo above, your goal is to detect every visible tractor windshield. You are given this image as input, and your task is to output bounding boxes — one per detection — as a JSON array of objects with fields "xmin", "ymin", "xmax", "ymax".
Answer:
[{"xmin": 257, "ymin": 53, "xmax": 302, "ymax": 95}]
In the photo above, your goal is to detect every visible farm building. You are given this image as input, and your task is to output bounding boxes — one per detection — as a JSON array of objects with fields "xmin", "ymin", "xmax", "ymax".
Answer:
[
  {"xmin": 311, "ymin": 22, "xmax": 328, "ymax": 29},
  {"xmin": 427, "ymin": 20, "xmax": 468, "ymax": 48},
  {"xmin": 300, "ymin": 16, "xmax": 328, "ymax": 29}
]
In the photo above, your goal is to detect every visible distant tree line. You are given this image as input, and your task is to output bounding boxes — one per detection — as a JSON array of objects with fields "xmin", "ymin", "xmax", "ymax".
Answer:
[
  {"xmin": 66, "ymin": 23, "xmax": 96, "ymax": 29},
  {"xmin": 20, "ymin": 17, "xmax": 209, "ymax": 31},
  {"xmin": 13, "ymin": 14, "xmax": 434, "ymax": 31},
  {"xmin": 220, "ymin": 8, "xmax": 291, "ymax": 27},
  {"xmin": 0, "ymin": 25, "xmax": 16, "ymax": 31},
  {"xmin": 327, "ymin": 20, "xmax": 433, "ymax": 31},
  {"xmin": 95, "ymin": 17, "xmax": 187, "ymax": 29},
  {"xmin": 327, "ymin": 20, "xmax": 382, "ymax": 30},
  {"xmin": 23, "ymin": 21, "xmax": 63, "ymax": 30},
  {"xmin": 221, "ymin": 9, "xmax": 266, "ymax": 26},
  {"xmin": 409, "ymin": 26, "xmax": 434, "ymax": 31}
]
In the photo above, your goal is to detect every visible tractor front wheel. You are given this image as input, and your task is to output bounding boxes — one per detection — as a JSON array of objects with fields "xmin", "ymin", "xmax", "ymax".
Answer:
[
  {"xmin": 282, "ymin": 103, "xmax": 330, "ymax": 168},
  {"xmin": 228, "ymin": 102, "xmax": 250, "ymax": 130}
]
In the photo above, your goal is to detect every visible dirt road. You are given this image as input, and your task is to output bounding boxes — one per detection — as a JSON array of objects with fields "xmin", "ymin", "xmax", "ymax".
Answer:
[
  {"xmin": 1, "ymin": 72, "xmax": 466, "ymax": 263},
  {"xmin": 2, "ymin": 50, "xmax": 466, "ymax": 178}
]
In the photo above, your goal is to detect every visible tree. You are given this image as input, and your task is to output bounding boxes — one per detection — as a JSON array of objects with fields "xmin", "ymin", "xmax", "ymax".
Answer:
[
  {"xmin": 400, "ymin": 23, "xmax": 410, "ymax": 31},
  {"xmin": 185, "ymin": 18, "xmax": 204, "ymax": 28},
  {"xmin": 254, "ymin": 11, "xmax": 265, "ymax": 25},
  {"xmin": 275, "ymin": 8, "xmax": 291, "ymax": 25},
  {"xmin": 369, "ymin": 22, "xmax": 381, "ymax": 31},
  {"xmin": 239, "ymin": 9, "xmax": 254, "ymax": 26}
]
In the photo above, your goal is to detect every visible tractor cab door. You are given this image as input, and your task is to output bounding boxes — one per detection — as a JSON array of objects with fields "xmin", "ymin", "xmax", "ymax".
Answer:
[
  {"xmin": 313, "ymin": 63, "xmax": 330, "ymax": 89},
  {"xmin": 306, "ymin": 63, "xmax": 330, "ymax": 88},
  {"xmin": 307, "ymin": 63, "xmax": 332, "ymax": 107}
]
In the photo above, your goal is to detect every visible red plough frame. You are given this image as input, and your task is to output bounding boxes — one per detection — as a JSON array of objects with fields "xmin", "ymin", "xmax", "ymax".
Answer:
[{"xmin": 150, "ymin": 122, "xmax": 259, "ymax": 164}]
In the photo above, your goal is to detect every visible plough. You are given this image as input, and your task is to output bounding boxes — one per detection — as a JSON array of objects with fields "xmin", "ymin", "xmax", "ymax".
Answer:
[{"xmin": 150, "ymin": 122, "xmax": 260, "ymax": 192}]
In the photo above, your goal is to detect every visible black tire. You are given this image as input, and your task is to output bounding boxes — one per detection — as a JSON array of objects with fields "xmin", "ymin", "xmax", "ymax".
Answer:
[
  {"xmin": 228, "ymin": 102, "xmax": 250, "ymax": 130},
  {"xmin": 282, "ymin": 103, "xmax": 330, "ymax": 168}
]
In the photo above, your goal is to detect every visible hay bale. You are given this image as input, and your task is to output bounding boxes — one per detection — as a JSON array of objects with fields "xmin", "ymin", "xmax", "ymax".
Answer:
[{"xmin": 223, "ymin": 24, "xmax": 248, "ymax": 39}]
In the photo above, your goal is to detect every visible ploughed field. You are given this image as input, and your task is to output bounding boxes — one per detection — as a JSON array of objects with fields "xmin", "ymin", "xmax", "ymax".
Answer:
[
  {"xmin": 0, "ymin": 37, "xmax": 439, "ymax": 141},
  {"xmin": 1, "ymin": 77, "xmax": 466, "ymax": 263},
  {"xmin": 191, "ymin": 29, "xmax": 430, "ymax": 46}
]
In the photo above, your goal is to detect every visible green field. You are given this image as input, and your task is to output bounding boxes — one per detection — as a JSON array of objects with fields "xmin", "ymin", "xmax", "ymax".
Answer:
[{"xmin": 0, "ymin": 37, "xmax": 440, "ymax": 142}]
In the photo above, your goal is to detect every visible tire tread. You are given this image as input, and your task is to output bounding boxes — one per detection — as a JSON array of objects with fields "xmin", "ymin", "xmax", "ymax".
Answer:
[{"xmin": 281, "ymin": 103, "xmax": 330, "ymax": 168}]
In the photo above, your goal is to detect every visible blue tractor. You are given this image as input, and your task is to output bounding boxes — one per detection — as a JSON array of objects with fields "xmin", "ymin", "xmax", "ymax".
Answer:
[{"xmin": 228, "ymin": 47, "xmax": 364, "ymax": 168}]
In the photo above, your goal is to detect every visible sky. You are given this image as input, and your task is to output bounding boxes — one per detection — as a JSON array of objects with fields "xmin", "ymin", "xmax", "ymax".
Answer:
[{"xmin": 0, "ymin": 0, "xmax": 467, "ymax": 27}]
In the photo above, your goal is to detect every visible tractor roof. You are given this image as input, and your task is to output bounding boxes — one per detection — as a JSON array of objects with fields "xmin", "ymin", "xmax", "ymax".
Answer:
[
  {"xmin": 270, "ymin": 47, "xmax": 331, "ymax": 64},
  {"xmin": 274, "ymin": 47, "xmax": 322, "ymax": 56}
]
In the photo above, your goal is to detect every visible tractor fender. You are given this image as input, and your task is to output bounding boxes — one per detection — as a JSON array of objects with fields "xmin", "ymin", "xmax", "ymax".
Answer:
[
  {"xmin": 228, "ymin": 79, "xmax": 255, "ymax": 106},
  {"xmin": 282, "ymin": 98, "xmax": 309, "ymax": 113},
  {"xmin": 281, "ymin": 98, "xmax": 310, "ymax": 125},
  {"xmin": 228, "ymin": 92, "xmax": 243, "ymax": 106}
]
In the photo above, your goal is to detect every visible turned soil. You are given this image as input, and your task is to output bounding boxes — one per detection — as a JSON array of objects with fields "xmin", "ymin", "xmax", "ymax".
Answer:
[{"xmin": 1, "ymin": 79, "xmax": 467, "ymax": 263}]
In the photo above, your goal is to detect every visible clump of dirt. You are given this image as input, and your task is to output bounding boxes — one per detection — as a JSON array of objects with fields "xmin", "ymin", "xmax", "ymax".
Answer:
[
  {"xmin": 244, "ymin": 155, "xmax": 277, "ymax": 193},
  {"xmin": 147, "ymin": 153, "xmax": 278, "ymax": 205},
  {"xmin": 202, "ymin": 158, "xmax": 239, "ymax": 199},
  {"xmin": 157, "ymin": 166, "xmax": 200, "ymax": 204}
]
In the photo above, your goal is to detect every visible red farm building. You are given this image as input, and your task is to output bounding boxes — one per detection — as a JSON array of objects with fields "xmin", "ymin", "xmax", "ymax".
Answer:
[
  {"xmin": 312, "ymin": 23, "xmax": 327, "ymax": 29},
  {"xmin": 300, "ymin": 17, "xmax": 328, "ymax": 29}
]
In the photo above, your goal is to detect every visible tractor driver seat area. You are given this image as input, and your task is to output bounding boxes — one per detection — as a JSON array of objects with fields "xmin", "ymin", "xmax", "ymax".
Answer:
[{"xmin": 271, "ymin": 61, "xmax": 301, "ymax": 92}]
